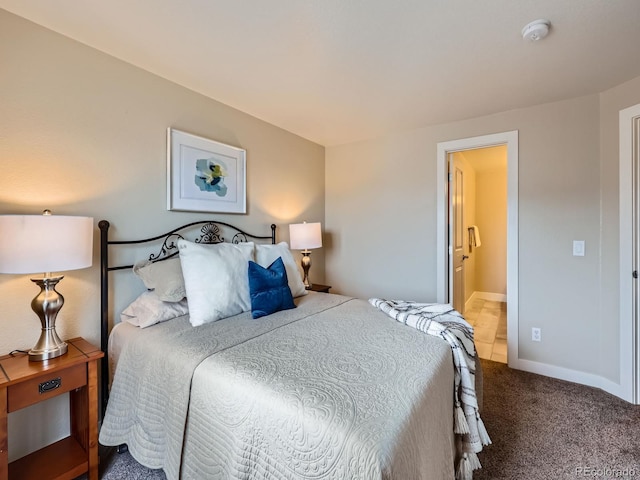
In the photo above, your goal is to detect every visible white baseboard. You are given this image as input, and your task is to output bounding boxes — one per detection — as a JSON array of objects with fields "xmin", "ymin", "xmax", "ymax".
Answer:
[
  {"xmin": 466, "ymin": 291, "xmax": 507, "ymax": 311},
  {"xmin": 475, "ymin": 291, "xmax": 507, "ymax": 302},
  {"xmin": 509, "ymin": 357, "xmax": 630, "ymax": 403}
]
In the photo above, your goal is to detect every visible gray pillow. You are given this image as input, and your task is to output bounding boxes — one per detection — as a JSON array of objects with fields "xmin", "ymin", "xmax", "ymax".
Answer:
[
  {"xmin": 121, "ymin": 291, "xmax": 189, "ymax": 328},
  {"xmin": 133, "ymin": 257, "xmax": 186, "ymax": 302}
]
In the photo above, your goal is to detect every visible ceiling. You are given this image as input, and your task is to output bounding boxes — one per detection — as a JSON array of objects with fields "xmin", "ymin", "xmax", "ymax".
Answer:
[{"xmin": 2, "ymin": 1, "xmax": 640, "ymax": 147}]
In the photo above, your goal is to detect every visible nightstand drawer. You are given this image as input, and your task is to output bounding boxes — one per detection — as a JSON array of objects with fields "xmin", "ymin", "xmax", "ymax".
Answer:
[{"xmin": 7, "ymin": 363, "xmax": 86, "ymax": 412}]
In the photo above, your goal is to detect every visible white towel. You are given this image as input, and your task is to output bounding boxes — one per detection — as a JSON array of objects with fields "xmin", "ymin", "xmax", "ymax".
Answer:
[{"xmin": 469, "ymin": 225, "xmax": 481, "ymax": 247}]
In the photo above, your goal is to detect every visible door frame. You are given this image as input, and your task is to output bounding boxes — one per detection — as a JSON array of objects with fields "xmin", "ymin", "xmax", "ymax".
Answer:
[
  {"xmin": 619, "ymin": 103, "xmax": 640, "ymax": 404},
  {"xmin": 436, "ymin": 131, "xmax": 519, "ymax": 365}
]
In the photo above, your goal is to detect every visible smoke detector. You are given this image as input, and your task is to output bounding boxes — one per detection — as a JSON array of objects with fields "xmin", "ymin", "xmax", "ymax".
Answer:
[{"xmin": 522, "ymin": 19, "xmax": 550, "ymax": 42}]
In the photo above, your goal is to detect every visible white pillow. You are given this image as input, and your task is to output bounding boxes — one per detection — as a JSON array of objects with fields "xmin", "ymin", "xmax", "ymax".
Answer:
[
  {"xmin": 178, "ymin": 239, "xmax": 255, "ymax": 326},
  {"xmin": 121, "ymin": 291, "xmax": 189, "ymax": 328},
  {"xmin": 255, "ymin": 242, "xmax": 307, "ymax": 298},
  {"xmin": 133, "ymin": 257, "xmax": 186, "ymax": 302}
]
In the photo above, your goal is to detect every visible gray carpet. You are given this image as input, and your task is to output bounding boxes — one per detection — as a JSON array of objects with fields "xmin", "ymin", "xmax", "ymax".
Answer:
[
  {"xmin": 474, "ymin": 360, "xmax": 640, "ymax": 479},
  {"xmin": 99, "ymin": 446, "xmax": 166, "ymax": 479},
  {"xmin": 97, "ymin": 360, "xmax": 640, "ymax": 479}
]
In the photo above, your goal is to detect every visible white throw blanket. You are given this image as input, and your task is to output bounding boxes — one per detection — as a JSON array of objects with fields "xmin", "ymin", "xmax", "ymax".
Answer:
[{"xmin": 369, "ymin": 299, "xmax": 491, "ymax": 480}]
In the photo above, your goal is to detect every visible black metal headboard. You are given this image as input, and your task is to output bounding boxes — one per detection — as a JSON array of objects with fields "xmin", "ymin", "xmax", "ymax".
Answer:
[{"xmin": 98, "ymin": 219, "xmax": 276, "ymax": 416}]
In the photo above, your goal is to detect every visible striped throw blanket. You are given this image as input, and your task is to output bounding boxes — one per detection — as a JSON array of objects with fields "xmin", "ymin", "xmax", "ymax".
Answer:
[{"xmin": 369, "ymin": 299, "xmax": 491, "ymax": 480}]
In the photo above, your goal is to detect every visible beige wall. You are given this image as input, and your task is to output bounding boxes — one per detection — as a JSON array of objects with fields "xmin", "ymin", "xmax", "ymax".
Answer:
[
  {"xmin": 475, "ymin": 166, "xmax": 507, "ymax": 295},
  {"xmin": 326, "ymin": 93, "xmax": 615, "ymax": 382},
  {"xmin": 0, "ymin": 10, "xmax": 325, "ymax": 460}
]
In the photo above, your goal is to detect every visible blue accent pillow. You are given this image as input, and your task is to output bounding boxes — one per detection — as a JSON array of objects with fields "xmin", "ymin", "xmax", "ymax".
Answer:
[{"xmin": 248, "ymin": 256, "xmax": 296, "ymax": 319}]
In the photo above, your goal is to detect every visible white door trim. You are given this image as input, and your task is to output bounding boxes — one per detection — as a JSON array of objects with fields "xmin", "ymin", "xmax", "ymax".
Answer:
[
  {"xmin": 619, "ymin": 103, "xmax": 640, "ymax": 404},
  {"xmin": 437, "ymin": 131, "xmax": 519, "ymax": 365}
]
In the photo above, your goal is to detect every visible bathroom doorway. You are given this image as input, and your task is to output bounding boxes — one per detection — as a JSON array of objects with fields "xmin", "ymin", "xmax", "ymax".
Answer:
[
  {"xmin": 437, "ymin": 130, "xmax": 518, "ymax": 367},
  {"xmin": 451, "ymin": 146, "xmax": 508, "ymax": 363}
]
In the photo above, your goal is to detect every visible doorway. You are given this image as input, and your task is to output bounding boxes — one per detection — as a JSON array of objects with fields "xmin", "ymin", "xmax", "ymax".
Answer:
[
  {"xmin": 450, "ymin": 147, "xmax": 508, "ymax": 363},
  {"xmin": 436, "ymin": 131, "xmax": 519, "ymax": 367}
]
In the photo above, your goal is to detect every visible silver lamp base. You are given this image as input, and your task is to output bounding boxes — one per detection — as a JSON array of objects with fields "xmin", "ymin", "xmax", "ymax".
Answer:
[
  {"xmin": 29, "ymin": 276, "xmax": 68, "ymax": 361},
  {"xmin": 29, "ymin": 330, "xmax": 68, "ymax": 361}
]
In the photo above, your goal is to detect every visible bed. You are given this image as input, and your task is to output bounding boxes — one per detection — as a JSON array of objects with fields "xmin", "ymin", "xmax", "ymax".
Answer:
[{"xmin": 97, "ymin": 220, "xmax": 486, "ymax": 480}]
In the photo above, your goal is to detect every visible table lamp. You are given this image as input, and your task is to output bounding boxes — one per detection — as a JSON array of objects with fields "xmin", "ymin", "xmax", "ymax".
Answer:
[
  {"xmin": 0, "ymin": 211, "xmax": 93, "ymax": 361},
  {"xmin": 289, "ymin": 222, "xmax": 322, "ymax": 289}
]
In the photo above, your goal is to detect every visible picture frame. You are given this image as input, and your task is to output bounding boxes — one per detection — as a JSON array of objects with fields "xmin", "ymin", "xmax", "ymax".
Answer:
[{"xmin": 167, "ymin": 128, "xmax": 247, "ymax": 214}]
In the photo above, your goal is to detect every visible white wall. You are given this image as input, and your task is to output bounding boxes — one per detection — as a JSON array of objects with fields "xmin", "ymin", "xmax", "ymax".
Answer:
[
  {"xmin": 326, "ymin": 91, "xmax": 626, "ymax": 388},
  {"xmin": 0, "ymin": 10, "xmax": 325, "ymax": 460}
]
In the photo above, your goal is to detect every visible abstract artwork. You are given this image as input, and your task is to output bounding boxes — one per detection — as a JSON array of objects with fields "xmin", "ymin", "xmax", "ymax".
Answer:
[{"xmin": 167, "ymin": 128, "xmax": 246, "ymax": 214}]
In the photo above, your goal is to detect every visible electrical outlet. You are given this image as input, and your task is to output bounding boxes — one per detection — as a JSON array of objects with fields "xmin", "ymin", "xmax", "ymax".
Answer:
[{"xmin": 532, "ymin": 327, "xmax": 541, "ymax": 342}]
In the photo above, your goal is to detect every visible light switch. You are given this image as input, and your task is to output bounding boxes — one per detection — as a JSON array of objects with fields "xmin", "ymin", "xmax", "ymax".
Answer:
[{"xmin": 573, "ymin": 240, "xmax": 585, "ymax": 257}]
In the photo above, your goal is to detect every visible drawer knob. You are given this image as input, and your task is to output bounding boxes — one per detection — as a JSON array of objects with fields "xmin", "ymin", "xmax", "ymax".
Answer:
[{"xmin": 39, "ymin": 377, "xmax": 61, "ymax": 394}]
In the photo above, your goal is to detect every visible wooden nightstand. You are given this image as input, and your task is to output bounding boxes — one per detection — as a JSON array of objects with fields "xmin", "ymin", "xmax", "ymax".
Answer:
[
  {"xmin": 309, "ymin": 284, "xmax": 331, "ymax": 293},
  {"xmin": 0, "ymin": 337, "xmax": 103, "ymax": 480}
]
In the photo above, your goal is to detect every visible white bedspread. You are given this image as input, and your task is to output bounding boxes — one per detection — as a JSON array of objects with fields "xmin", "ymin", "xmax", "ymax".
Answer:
[{"xmin": 99, "ymin": 293, "xmax": 457, "ymax": 479}]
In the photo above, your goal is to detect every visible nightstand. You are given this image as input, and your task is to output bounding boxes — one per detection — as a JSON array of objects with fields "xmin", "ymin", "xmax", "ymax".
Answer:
[
  {"xmin": 308, "ymin": 284, "xmax": 331, "ymax": 293},
  {"xmin": 0, "ymin": 337, "xmax": 103, "ymax": 480}
]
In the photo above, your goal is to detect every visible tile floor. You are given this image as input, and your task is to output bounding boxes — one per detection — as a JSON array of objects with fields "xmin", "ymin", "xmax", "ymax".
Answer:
[{"xmin": 463, "ymin": 298, "xmax": 507, "ymax": 364}]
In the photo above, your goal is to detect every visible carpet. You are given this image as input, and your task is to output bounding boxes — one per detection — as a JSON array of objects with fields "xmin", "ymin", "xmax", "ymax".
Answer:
[
  {"xmin": 99, "ymin": 446, "xmax": 166, "ymax": 479},
  {"xmin": 97, "ymin": 359, "xmax": 640, "ymax": 479},
  {"xmin": 474, "ymin": 360, "xmax": 640, "ymax": 479}
]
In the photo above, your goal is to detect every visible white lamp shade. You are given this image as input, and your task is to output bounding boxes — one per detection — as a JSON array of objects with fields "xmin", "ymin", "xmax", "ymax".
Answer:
[
  {"xmin": 0, "ymin": 215, "xmax": 94, "ymax": 274},
  {"xmin": 289, "ymin": 222, "xmax": 322, "ymax": 250}
]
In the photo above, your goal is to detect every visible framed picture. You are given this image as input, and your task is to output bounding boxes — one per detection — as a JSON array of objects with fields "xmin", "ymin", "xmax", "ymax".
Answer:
[{"xmin": 167, "ymin": 128, "xmax": 247, "ymax": 214}]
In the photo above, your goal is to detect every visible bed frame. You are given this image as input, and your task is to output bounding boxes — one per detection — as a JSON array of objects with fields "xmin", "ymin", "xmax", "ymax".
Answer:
[{"xmin": 98, "ymin": 219, "xmax": 276, "ymax": 417}]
